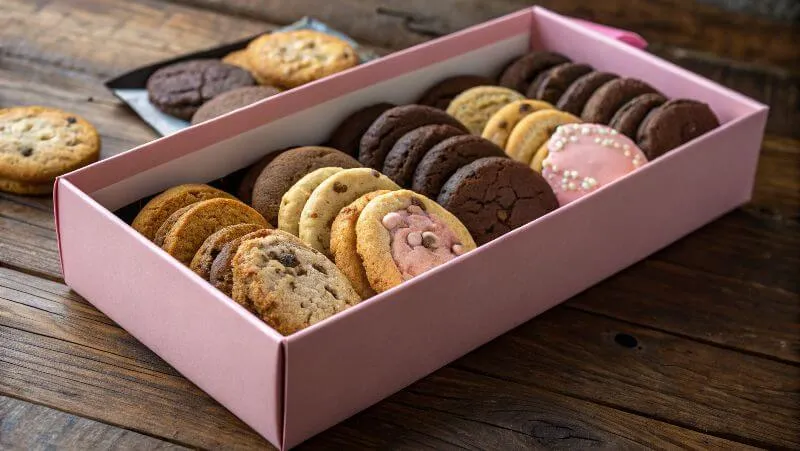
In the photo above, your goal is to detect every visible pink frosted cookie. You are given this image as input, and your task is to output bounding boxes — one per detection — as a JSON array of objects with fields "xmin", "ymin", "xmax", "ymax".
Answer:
[
  {"xmin": 355, "ymin": 190, "xmax": 476, "ymax": 293},
  {"xmin": 541, "ymin": 123, "xmax": 648, "ymax": 205}
]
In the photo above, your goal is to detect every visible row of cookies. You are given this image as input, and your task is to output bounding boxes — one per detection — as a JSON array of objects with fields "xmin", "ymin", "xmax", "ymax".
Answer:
[
  {"xmin": 146, "ymin": 29, "xmax": 359, "ymax": 124},
  {"xmin": 0, "ymin": 106, "xmax": 100, "ymax": 195},
  {"xmin": 131, "ymin": 183, "xmax": 363, "ymax": 335}
]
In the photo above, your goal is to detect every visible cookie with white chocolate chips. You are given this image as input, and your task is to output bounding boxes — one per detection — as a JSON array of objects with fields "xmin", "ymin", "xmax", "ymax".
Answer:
[{"xmin": 355, "ymin": 190, "xmax": 476, "ymax": 293}]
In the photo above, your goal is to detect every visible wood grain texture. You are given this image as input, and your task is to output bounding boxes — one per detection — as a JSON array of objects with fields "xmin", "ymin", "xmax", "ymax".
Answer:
[{"xmin": 0, "ymin": 396, "xmax": 187, "ymax": 450}]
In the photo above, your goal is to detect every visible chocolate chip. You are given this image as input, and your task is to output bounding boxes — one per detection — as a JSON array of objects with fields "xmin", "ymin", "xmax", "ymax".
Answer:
[
  {"xmin": 371, "ymin": 169, "xmax": 380, "ymax": 178},
  {"xmin": 410, "ymin": 197, "xmax": 426, "ymax": 211},
  {"xmin": 341, "ymin": 52, "xmax": 350, "ymax": 59},
  {"xmin": 497, "ymin": 120, "xmax": 508, "ymax": 130},
  {"xmin": 277, "ymin": 252, "xmax": 298, "ymax": 268},
  {"xmin": 20, "ymin": 146, "xmax": 33, "ymax": 157},
  {"xmin": 310, "ymin": 212, "xmax": 318, "ymax": 219},
  {"xmin": 312, "ymin": 263, "xmax": 328, "ymax": 275},
  {"xmin": 66, "ymin": 117, "xmax": 77, "ymax": 124},
  {"xmin": 332, "ymin": 181, "xmax": 348, "ymax": 193},
  {"xmin": 519, "ymin": 103, "xmax": 533, "ymax": 113}
]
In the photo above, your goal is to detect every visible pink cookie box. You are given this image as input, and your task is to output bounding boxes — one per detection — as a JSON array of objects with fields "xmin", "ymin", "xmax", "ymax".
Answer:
[{"xmin": 53, "ymin": 7, "xmax": 767, "ymax": 450}]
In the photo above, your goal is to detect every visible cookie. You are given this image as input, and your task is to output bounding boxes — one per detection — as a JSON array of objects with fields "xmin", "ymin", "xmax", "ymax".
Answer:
[
  {"xmin": 411, "ymin": 135, "xmax": 507, "ymax": 198},
  {"xmin": 236, "ymin": 149, "xmax": 287, "ymax": 204},
  {"xmin": 382, "ymin": 124, "xmax": 466, "ymax": 187},
  {"xmin": 146, "ymin": 60, "xmax": 255, "ymax": 120},
  {"xmin": 153, "ymin": 204, "xmax": 194, "ymax": 247},
  {"xmin": 528, "ymin": 63, "xmax": 593, "ymax": 104},
  {"xmin": 581, "ymin": 78, "xmax": 660, "ymax": 124},
  {"xmin": 278, "ymin": 167, "xmax": 344, "ymax": 236},
  {"xmin": 636, "ymin": 99, "xmax": 720, "ymax": 160},
  {"xmin": 505, "ymin": 110, "xmax": 581, "ymax": 164},
  {"xmin": 608, "ymin": 93, "xmax": 668, "ymax": 139},
  {"xmin": 329, "ymin": 190, "xmax": 391, "ymax": 298},
  {"xmin": 542, "ymin": 123, "xmax": 648, "ymax": 205},
  {"xmin": 445, "ymin": 86, "xmax": 526, "ymax": 135},
  {"xmin": 556, "ymin": 71, "xmax": 618, "ymax": 116},
  {"xmin": 326, "ymin": 103, "xmax": 395, "ymax": 157},
  {"xmin": 481, "ymin": 99, "xmax": 553, "ymax": 149},
  {"xmin": 438, "ymin": 157, "xmax": 558, "ymax": 245},
  {"xmin": 189, "ymin": 223, "xmax": 265, "ymax": 280},
  {"xmin": 132, "ymin": 183, "xmax": 235, "ymax": 241},
  {"xmin": 0, "ymin": 107, "xmax": 100, "ymax": 190},
  {"xmin": 231, "ymin": 232, "xmax": 361, "ymax": 335},
  {"xmin": 358, "ymin": 105, "xmax": 468, "ymax": 170},
  {"xmin": 356, "ymin": 190, "xmax": 476, "ymax": 293},
  {"xmin": 161, "ymin": 198, "xmax": 268, "ymax": 265},
  {"xmin": 209, "ymin": 228, "xmax": 287, "ymax": 296},
  {"xmin": 299, "ymin": 168, "xmax": 400, "ymax": 256},
  {"xmin": 246, "ymin": 30, "xmax": 358, "ymax": 89},
  {"xmin": 416, "ymin": 75, "xmax": 495, "ymax": 110},
  {"xmin": 191, "ymin": 86, "xmax": 281, "ymax": 125},
  {"xmin": 251, "ymin": 146, "xmax": 361, "ymax": 225},
  {"xmin": 498, "ymin": 51, "xmax": 571, "ymax": 93},
  {"xmin": 0, "ymin": 176, "xmax": 53, "ymax": 196},
  {"xmin": 222, "ymin": 49, "xmax": 271, "ymax": 85}
]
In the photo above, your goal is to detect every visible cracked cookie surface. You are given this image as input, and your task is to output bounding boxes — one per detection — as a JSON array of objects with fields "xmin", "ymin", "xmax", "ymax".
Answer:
[
  {"xmin": 146, "ymin": 59, "xmax": 255, "ymax": 120},
  {"xmin": 437, "ymin": 157, "xmax": 558, "ymax": 245},
  {"xmin": 231, "ymin": 232, "xmax": 361, "ymax": 335},
  {"xmin": 0, "ymin": 106, "xmax": 100, "ymax": 187}
]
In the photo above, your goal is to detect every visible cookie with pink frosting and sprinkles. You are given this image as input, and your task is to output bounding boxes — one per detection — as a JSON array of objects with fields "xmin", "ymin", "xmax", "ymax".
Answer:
[
  {"xmin": 541, "ymin": 123, "xmax": 648, "ymax": 205},
  {"xmin": 355, "ymin": 190, "xmax": 476, "ymax": 293}
]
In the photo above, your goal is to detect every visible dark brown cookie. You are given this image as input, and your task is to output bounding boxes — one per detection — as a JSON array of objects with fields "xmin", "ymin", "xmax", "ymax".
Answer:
[
  {"xmin": 609, "ymin": 93, "xmax": 668, "ymax": 138},
  {"xmin": 146, "ymin": 59, "xmax": 255, "ymax": 120},
  {"xmin": 556, "ymin": 71, "xmax": 618, "ymax": 116},
  {"xmin": 191, "ymin": 86, "xmax": 281, "ymax": 125},
  {"xmin": 209, "ymin": 228, "xmax": 277, "ymax": 296},
  {"xmin": 236, "ymin": 149, "xmax": 288, "ymax": 204},
  {"xmin": 411, "ymin": 135, "xmax": 506, "ymax": 199},
  {"xmin": 416, "ymin": 75, "xmax": 494, "ymax": 110},
  {"xmin": 636, "ymin": 99, "xmax": 720, "ymax": 160},
  {"xmin": 498, "ymin": 51, "xmax": 570, "ymax": 94},
  {"xmin": 326, "ymin": 103, "xmax": 396, "ymax": 157},
  {"xmin": 251, "ymin": 146, "xmax": 361, "ymax": 224},
  {"xmin": 581, "ymin": 78, "xmax": 660, "ymax": 124},
  {"xmin": 382, "ymin": 124, "xmax": 466, "ymax": 187},
  {"xmin": 358, "ymin": 105, "xmax": 468, "ymax": 170},
  {"xmin": 528, "ymin": 63, "xmax": 593, "ymax": 104},
  {"xmin": 437, "ymin": 157, "xmax": 558, "ymax": 245}
]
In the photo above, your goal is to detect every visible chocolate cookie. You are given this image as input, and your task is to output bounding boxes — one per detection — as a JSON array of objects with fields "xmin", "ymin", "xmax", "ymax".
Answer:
[
  {"xmin": 231, "ymin": 232, "xmax": 361, "ymax": 335},
  {"xmin": 146, "ymin": 59, "xmax": 255, "ymax": 120},
  {"xmin": 609, "ymin": 93, "xmax": 668, "ymax": 138},
  {"xmin": 528, "ymin": 63, "xmax": 593, "ymax": 104},
  {"xmin": 189, "ymin": 223, "xmax": 265, "ymax": 280},
  {"xmin": 191, "ymin": 86, "xmax": 281, "ymax": 125},
  {"xmin": 382, "ymin": 124, "xmax": 466, "ymax": 187},
  {"xmin": 236, "ymin": 149, "xmax": 287, "ymax": 204},
  {"xmin": 358, "ymin": 105, "xmax": 468, "ymax": 170},
  {"xmin": 416, "ymin": 75, "xmax": 495, "ymax": 110},
  {"xmin": 581, "ymin": 78, "xmax": 660, "ymax": 124},
  {"xmin": 251, "ymin": 146, "xmax": 361, "ymax": 225},
  {"xmin": 498, "ymin": 51, "xmax": 570, "ymax": 93},
  {"xmin": 327, "ymin": 103, "xmax": 395, "ymax": 157},
  {"xmin": 209, "ymin": 228, "xmax": 285, "ymax": 296},
  {"xmin": 437, "ymin": 157, "xmax": 558, "ymax": 245},
  {"xmin": 636, "ymin": 99, "xmax": 720, "ymax": 160},
  {"xmin": 556, "ymin": 71, "xmax": 618, "ymax": 116},
  {"xmin": 411, "ymin": 135, "xmax": 506, "ymax": 198}
]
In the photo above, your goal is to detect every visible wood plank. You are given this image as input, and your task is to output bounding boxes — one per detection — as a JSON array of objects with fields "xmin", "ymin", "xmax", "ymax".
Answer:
[
  {"xmin": 174, "ymin": 0, "xmax": 800, "ymax": 70},
  {"xmin": 454, "ymin": 308, "xmax": 800, "ymax": 449},
  {"xmin": 0, "ymin": 395, "xmax": 186, "ymax": 450}
]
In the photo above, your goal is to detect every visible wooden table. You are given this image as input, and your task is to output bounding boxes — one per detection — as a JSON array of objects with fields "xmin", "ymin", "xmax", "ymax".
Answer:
[{"xmin": 1, "ymin": 1, "xmax": 798, "ymax": 449}]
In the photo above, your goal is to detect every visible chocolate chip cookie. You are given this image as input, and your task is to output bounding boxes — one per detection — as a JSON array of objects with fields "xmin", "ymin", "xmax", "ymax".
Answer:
[
  {"xmin": 210, "ymin": 228, "xmax": 285, "ymax": 296},
  {"xmin": 189, "ymin": 223, "xmax": 266, "ymax": 280},
  {"xmin": 445, "ymin": 86, "xmax": 526, "ymax": 135}
]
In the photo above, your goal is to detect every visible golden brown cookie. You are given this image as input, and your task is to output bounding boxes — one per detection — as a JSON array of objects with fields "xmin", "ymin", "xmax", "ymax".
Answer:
[
  {"xmin": 529, "ymin": 144, "xmax": 549, "ymax": 173},
  {"xmin": 299, "ymin": 168, "xmax": 400, "ymax": 257},
  {"xmin": 209, "ymin": 228, "xmax": 286, "ymax": 296},
  {"xmin": 278, "ymin": 167, "xmax": 343, "ymax": 236},
  {"xmin": 246, "ymin": 30, "xmax": 358, "ymax": 89},
  {"xmin": 231, "ymin": 231, "xmax": 361, "ymax": 335},
  {"xmin": 505, "ymin": 110, "xmax": 580, "ymax": 164},
  {"xmin": 153, "ymin": 204, "xmax": 194, "ymax": 247},
  {"xmin": 0, "ymin": 107, "xmax": 100, "ymax": 191},
  {"xmin": 445, "ymin": 86, "xmax": 526, "ymax": 135},
  {"xmin": 161, "ymin": 198, "xmax": 268, "ymax": 265},
  {"xmin": 0, "ymin": 176, "xmax": 53, "ymax": 195},
  {"xmin": 132, "ymin": 184, "xmax": 236, "ymax": 241},
  {"xmin": 189, "ymin": 223, "xmax": 265, "ymax": 280},
  {"xmin": 222, "ymin": 49, "xmax": 271, "ymax": 85},
  {"xmin": 356, "ymin": 190, "xmax": 476, "ymax": 293},
  {"xmin": 329, "ymin": 190, "xmax": 391, "ymax": 299},
  {"xmin": 481, "ymin": 99, "xmax": 554, "ymax": 149}
]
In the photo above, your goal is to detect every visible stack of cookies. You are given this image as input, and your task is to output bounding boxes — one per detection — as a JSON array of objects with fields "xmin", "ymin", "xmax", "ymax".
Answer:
[
  {"xmin": 146, "ymin": 30, "xmax": 359, "ymax": 125},
  {"xmin": 0, "ymin": 106, "xmax": 100, "ymax": 195}
]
